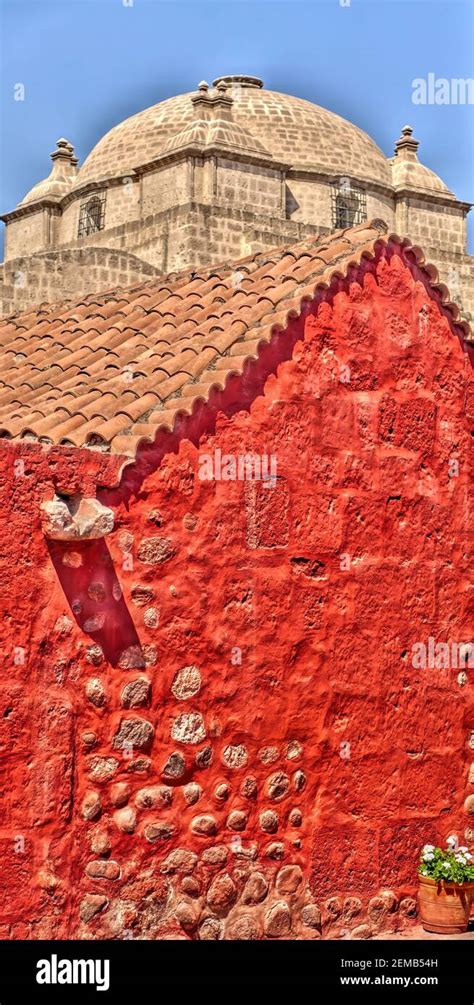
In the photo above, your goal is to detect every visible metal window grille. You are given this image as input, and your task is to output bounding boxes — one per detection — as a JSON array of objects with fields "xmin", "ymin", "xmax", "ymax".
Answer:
[
  {"xmin": 78, "ymin": 192, "xmax": 106, "ymax": 237},
  {"xmin": 331, "ymin": 181, "xmax": 367, "ymax": 230}
]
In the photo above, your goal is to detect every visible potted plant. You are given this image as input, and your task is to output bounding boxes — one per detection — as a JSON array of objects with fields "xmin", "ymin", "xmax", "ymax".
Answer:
[{"xmin": 418, "ymin": 837, "xmax": 474, "ymax": 934}]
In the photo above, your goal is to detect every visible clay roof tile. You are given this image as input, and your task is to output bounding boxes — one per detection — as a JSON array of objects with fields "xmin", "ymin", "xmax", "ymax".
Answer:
[{"xmin": 0, "ymin": 220, "xmax": 469, "ymax": 465}]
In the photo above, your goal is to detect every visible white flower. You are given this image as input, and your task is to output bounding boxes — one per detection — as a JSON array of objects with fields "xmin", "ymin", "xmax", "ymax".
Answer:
[
  {"xmin": 423, "ymin": 852, "xmax": 435, "ymax": 862},
  {"xmin": 422, "ymin": 844, "xmax": 435, "ymax": 854},
  {"xmin": 455, "ymin": 854, "xmax": 467, "ymax": 864},
  {"xmin": 465, "ymin": 852, "xmax": 472, "ymax": 861},
  {"xmin": 447, "ymin": 835, "xmax": 458, "ymax": 847},
  {"xmin": 458, "ymin": 846, "xmax": 469, "ymax": 854}
]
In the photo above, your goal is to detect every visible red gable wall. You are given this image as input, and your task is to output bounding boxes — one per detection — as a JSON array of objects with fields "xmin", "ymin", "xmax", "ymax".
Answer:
[{"xmin": 1, "ymin": 248, "xmax": 473, "ymax": 940}]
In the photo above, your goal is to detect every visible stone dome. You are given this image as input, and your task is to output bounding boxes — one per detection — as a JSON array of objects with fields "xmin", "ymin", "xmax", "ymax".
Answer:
[
  {"xmin": 389, "ymin": 125, "xmax": 454, "ymax": 198},
  {"xmin": 74, "ymin": 75, "xmax": 393, "ymax": 189},
  {"xmin": 20, "ymin": 138, "xmax": 78, "ymax": 206},
  {"xmin": 390, "ymin": 157, "xmax": 453, "ymax": 195}
]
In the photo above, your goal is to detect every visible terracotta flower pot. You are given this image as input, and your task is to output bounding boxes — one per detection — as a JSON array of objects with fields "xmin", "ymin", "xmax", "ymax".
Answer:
[{"xmin": 418, "ymin": 875, "xmax": 474, "ymax": 934}]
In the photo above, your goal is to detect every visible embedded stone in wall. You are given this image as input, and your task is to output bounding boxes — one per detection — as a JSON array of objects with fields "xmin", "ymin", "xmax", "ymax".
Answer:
[
  {"xmin": 264, "ymin": 901, "xmax": 291, "ymax": 937},
  {"xmin": 114, "ymin": 807, "xmax": 137, "ymax": 833},
  {"xmin": 86, "ymin": 645, "xmax": 104, "ymax": 667},
  {"xmin": 293, "ymin": 770, "xmax": 306, "ymax": 792},
  {"xmin": 260, "ymin": 810, "xmax": 279, "ymax": 833},
  {"xmin": 342, "ymin": 897, "xmax": 362, "ymax": 922},
  {"xmin": 191, "ymin": 815, "xmax": 218, "ymax": 836},
  {"xmin": 301, "ymin": 904, "xmax": 321, "ymax": 929},
  {"xmin": 87, "ymin": 756, "xmax": 119, "ymax": 783},
  {"xmin": 117, "ymin": 646, "xmax": 146, "ymax": 670},
  {"xmin": 120, "ymin": 678, "xmax": 151, "ymax": 709},
  {"xmin": 380, "ymin": 890, "xmax": 398, "ymax": 913},
  {"xmin": 81, "ymin": 791, "xmax": 102, "ymax": 821},
  {"xmin": 137, "ymin": 537, "xmax": 175, "ymax": 565},
  {"xmin": 171, "ymin": 712, "xmax": 206, "ymax": 745},
  {"xmin": 214, "ymin": 783, "xmax": 230, "ymax": 801},
  {"xmin": 131, "ymin": 585, "xmax": 155, "ymax": 607},
  {"xmin": 85, "ymin": 860, "xmax": 121, "ymax": 881},
  {"xmin": 195, "ymin": 746, "xmax": 213, "ymax": 768},
  {"xmin": 206, "ymin": 873, "xmax": 237, "ymax": 916},
  {"xmin": 171, "ymin": 665, "xmax": 202, "ymax": 700},
  {"xmin": 201, "ymin": 846, "xmax": 228, "ymax": 867},
  {"xmin": 85, "ymin": 678, "xmax": 106, "ymax": 708},
  {"xmin": 160, "ymin": 849, "xmax": 198, "ymax": 875},
  {"xmin": 222, "ymin": 744, "xmax": 248, "ymax": 769},
  {"xmin": 40, "ymin": 495, "xmax": 114, "ymax": 541},
  {"xmin": 266, "ymin": 771, "xmax": 290, "ymax": 801},
  {"xmin": 143, "ymin": 608, "xmax": 159, "ymax": 628},
  {"xmin": 117, "ymin": 530, "xmax": 134, "ymax": 553},
  {"xmin": 112, "ymin": 717, "xmax": 154, "ymax": 753},
  {"xmin": 109, "ymin": 782, "xmax": 131, "ymax": 807},
  {"xmin": 135, "ymin": 785, "xmax": 172, "ymax": 809},
  {"xmin": 226, "ymin": 810, "xmax": 248, "ymax": 831},
  {"xmin": 225, "ymin": 913, "xmax": 262, "ymax": 941},
  {"xmin": 90, "ymin": 831, "xmax": 111, "ymax": 855},
  {"xmin": 399, "ymin": 897, "xmax": 417, "ymax": 917},
  {"xmin": 184, "ymin": 783, "xmax": 201, "ymax": 805},
  {"xmin": 242, "ymin": 872, "xmax": 268, "ymax": 905},
  {"xmin": 276, "ymin": 865, "xmax": 303, "ymax": 895},
  {"xmin": 241, "ymin": 776, "xmax": 257, "ymax": 799},
  {"xmin": 175, "ymin": 899, "xmax": 200, "ymax": 932},
  {"xmin": 162, "ymin": 752, "xmax": 186, "ymax": 779},
  {"xmin": 266, "ymin": 843, "xmax": 285, "ymax": 860},
  {"xmin": 351, "ymin": 925, "xmax": 373, "ymax": 940},
  {"xmin": 144, "ymin": 822, "xmax": 174, "ymax": 843},
  {"xmin": 126, "ymin": 757, "xmax": 151, "ymax": 775},
  {"xmin": 286, "ymin": 741, "xmax": 303, "ymax": 760},
  {"xmin": 198, "ymin": 918, "xmax": 223, "ymax": 940}
]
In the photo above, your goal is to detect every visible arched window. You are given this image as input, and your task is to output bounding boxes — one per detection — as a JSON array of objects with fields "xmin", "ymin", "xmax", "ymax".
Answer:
[
  {"xmin": 331, "ymin": 180, "xmax": 366, "ymax": 230},
  {"xmin": 78, "ymin": 192, "xmax": 106, "ymax": 237}
]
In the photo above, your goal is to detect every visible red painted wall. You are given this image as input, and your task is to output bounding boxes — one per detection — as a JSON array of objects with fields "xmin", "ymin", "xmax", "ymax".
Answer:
[{"xmin": 1, "ymin": 245, "xmax": 473, "ymax": 940}]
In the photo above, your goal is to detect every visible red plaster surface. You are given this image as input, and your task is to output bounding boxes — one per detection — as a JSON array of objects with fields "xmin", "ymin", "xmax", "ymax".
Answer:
[{"xmin": 0, "ymin": 247, "xmax": 473, "ymax": 940}]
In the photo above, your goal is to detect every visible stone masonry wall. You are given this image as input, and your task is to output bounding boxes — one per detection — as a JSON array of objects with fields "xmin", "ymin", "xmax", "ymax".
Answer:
[
  {"xmin": 215, "ymin": 161, "xmax": 283, "ymax": 216},
  {"xmin": 423, "ymin": 245, "xmax": 474, "ymax": 321},
  {"xmin": 0, "ymin": 247, "xmax": 159, "ymax": 317},
  {"xmin": 4, "ymin": 207, "xmax": 57, "ymax": 261},
  {"xmin": 397, "ymin": 198, "xmax": 467, "ymax": 258},
  {"xmin": 59, "ymin": 180, "xmax": 141, "ymax": 246},
  {"xmin": 0, "ymin": 248, "xmax": 473, "ymax": 940},
  {"xmin": 141, "ymin": 163, "xmax": 191, "ymax": 219}
]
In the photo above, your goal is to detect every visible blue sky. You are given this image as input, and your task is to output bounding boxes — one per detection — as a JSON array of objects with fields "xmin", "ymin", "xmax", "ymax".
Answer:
[{"xmin": 1, "ymin": 0, "xmax": 473, "ymax": 252}]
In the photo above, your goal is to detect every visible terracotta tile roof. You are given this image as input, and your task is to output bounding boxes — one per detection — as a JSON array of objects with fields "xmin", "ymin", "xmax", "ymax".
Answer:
[{"xmin": 0, "ymin": 220, "xmax": 470, "ymax": 460}]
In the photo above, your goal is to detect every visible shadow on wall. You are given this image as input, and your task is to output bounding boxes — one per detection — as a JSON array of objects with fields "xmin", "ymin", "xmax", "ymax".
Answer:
[{"xmin": 48, "ymin": 538, "xmax": 143, "ymax": 668}]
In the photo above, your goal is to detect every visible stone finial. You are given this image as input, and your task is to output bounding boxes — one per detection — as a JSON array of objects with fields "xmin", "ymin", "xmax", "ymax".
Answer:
[
  {"xmin": 192, "ymin": 79, "xmax": 213, "ymax": 120},
  {"xmin": 51, "ymin": 137, "xmax": 76, "ymax": 162},
  {"xmin": 65, "ymin": 139, "xmax": 79, "ymax": 167},
  {"xmin": 394, "ymin": 125, "xmax": 420, "ymax": 160},
  {"xmin": 210, "ymin": 77, "xmax": 234, "ymax": 121},
  {"xmin": 192, "ymin": 76, "xmax": 233, "ymax": 122},
  {"xmin": 50, "ymin": 137, "xmax": 78, "ymax": 177}
]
